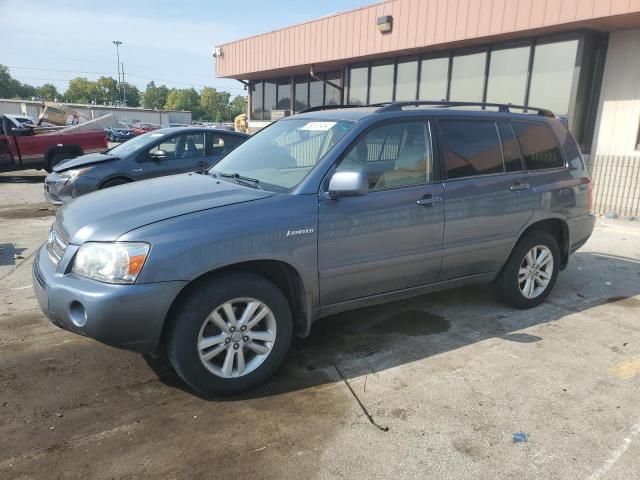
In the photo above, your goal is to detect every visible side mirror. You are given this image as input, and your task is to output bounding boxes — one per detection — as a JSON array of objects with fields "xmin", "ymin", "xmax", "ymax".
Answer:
[
  {"xmin": 149, "ymin": 150, "xmax": 167, "ymax": 161},
  {"xmin": 328, "ymin": 170, "xmax": 368, "ymax": 198}
]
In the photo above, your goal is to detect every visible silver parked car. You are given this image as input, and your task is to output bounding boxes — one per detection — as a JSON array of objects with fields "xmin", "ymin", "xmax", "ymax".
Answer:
[
  {"xmin": 33, "ymin": 101, "xmax": 595, "ymax": 395},
  {"xmin": 44, "ymin": 127, "xmax": 248, "ymax": 204}
]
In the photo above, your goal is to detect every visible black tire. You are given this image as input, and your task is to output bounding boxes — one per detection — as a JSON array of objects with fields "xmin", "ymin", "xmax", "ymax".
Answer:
[
  {"xmin": 166, "ymin": 272, "xmax": 293, "ymax": 396},
  {"xmin": 101, "ymin": 178, "xmax": 130, "ymax": 189},
  {"xmin": 494, "ymin": 230, "xmax": 560, "ymax": 309},
  {"xmin": 47, "ymin": 152, "xmax": 76, "ymax": 172}
]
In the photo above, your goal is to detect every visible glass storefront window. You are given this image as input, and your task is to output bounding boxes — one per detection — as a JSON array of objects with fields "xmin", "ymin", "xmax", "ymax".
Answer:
[
  {"xmin": 294, "ymin": 75, "xmax": 309, "ymax": 112},
  {"xmin": 309, "ymin": 77, "xmax": 324, "ymax": 107},
  {"xmin": 348, "ymin": 64, "xmax": 368, "ymax": 105},
  {"xmin": 325, "ymin": 71, "xmax": 342, "ymax": 105},
  {"xmin": 449, "ymin": 51, "xmax": 486, "ymax": 102},
  {"xmin": 369, "ymin": 61, "xmax": 394, "ymax": 104},
  {"xmin": 528, "ymin": 39, "xmax": 579, "ymax": 114},
  {"xmin": 264, "ymin": 80, "xmax": 277, "ymax": 120},
  {"xmin": 395, "ymin": 58, "xmax": 418, "ymax": 101},
  {"xmin": 418, "ymin": 57, "xmax": 449, "ymax": 101},
  {"xmin": 486, "ymin": 45, "xmax": 530, "ymax": 105},
  {"xmin": 276, "ymin": 78, "xmax": 291, "ymax": 110},
  {"xmin": 251, "ymin": 81, "xmax": 264, "ymax": 120}
]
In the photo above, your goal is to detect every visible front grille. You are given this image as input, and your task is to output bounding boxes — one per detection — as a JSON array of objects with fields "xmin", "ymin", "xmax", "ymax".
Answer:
[{"xmin": 46, "ymin": 221, "xmax": 70, "ymax": 265}]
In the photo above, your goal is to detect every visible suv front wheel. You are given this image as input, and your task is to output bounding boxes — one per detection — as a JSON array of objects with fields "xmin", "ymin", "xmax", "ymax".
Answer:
[
  {"xmin": 494, "ymin": 230, "xmax": 560, "ymax": 309},
  {"xmin": 167, "ymin": 272, "xmax": 293, "ymax": 396}
]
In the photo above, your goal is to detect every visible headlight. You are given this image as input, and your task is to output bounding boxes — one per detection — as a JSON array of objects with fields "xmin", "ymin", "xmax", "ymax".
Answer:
[
  {"xmin": 72, "ymin": 242, "xmax": 150, "ymax": 284},
  {"xmin": 61, "ymin": 166, "xmax": 93, "ymax": 182}
]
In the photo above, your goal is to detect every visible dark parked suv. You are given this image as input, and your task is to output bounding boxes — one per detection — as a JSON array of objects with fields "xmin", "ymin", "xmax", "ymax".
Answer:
[{"xmin": 33, "ymin": 101, "xmax": 595, "ymax": 395}]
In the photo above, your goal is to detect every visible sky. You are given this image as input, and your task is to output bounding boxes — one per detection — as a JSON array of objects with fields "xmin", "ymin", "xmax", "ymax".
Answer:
[{"xmin": 0, "ymin": 0, "xmax": 374, "ymax": 98}]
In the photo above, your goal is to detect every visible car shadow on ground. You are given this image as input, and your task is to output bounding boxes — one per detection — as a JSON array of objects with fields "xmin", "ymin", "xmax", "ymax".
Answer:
[
  {"xmin": 0, "ymin": 244, "xmax": 28, "ymax": 267},
  {"xmin": 143, "ymin": 250, "xmax": 640, "ymax": 400}
]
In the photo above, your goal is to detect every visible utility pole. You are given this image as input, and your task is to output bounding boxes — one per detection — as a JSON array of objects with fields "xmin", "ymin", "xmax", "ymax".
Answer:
[
  {"xmin": 112, "ymin": 40, "xmax": 123, "ymax": 105},
  {"xmin": 121, "ymin": 62, "xmax": 127, "ymax": 106}
]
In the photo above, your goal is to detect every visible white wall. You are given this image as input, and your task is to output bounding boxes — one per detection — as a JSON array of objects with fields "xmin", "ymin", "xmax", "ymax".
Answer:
[{"xmin": 592, "ymin": 29, "xmax": 640, "ymax": 156}]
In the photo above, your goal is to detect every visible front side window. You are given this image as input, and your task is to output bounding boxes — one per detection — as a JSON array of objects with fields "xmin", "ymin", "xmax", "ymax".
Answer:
[
  {"xmin": 440, "ymin": 120, "xmax": 503, "ymax": 179},
  {"xmin": 147, "ymin": 133, "xmax": 204, "ymax": 161},
  {"xmin": 211, "ymin": 119, "xmax": 354, "ymax": 192},
  {"xmin": 336, "ymin": 122, "xmax": 433, "ymax": 191},
  {"xmin": 178, "ymin": 132, "xmax": 205, "ymax": 159},
  {"xmin": 512, "ymin": 121, "xmax": 564, "ymax": 170}
]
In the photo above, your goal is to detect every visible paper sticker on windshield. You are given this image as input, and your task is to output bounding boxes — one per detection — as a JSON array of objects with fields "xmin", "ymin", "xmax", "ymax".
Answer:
[{"xmin": 300, "ymin": 121, "xmax": 336, "ymax": 131}]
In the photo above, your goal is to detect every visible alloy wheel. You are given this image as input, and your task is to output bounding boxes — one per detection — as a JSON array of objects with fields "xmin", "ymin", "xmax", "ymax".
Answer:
[
  {"xmin": 518, "ymin": 245, "xmax": 554, "ymax": 299},
  {"xmin": 197, "ymin": 297, "xmax": 277, "ymax": 378}
]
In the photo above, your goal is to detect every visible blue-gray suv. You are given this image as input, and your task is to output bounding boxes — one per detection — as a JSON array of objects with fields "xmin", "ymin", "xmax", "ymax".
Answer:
[{"xmin": 33, "ymin": 101, "xmax": 595, "ymax": 395}]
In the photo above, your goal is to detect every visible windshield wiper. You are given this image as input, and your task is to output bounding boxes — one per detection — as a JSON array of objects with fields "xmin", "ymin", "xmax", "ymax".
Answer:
[{"xmin": 216, "ymin": 172, "xmax": 261, "ymax": 188}]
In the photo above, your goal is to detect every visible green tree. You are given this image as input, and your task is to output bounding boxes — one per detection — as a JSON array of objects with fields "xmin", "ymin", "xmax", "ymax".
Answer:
[
  {"xmin": 122, "ymin": 83, "xmax": 140, "ymax": 107},
  {"xmin": 200, "ymin": 87, "xmax": 230, "ymax": 121},
  {"xmin": 164, "ymin": 87, "xmax": 200, "ymax": 114},
  {"xmin": 35, "ymin": 83, "xmax": 60, "ymax": 101},
  {"xmin": 230, "ymin": 95, "xmax": 247, "ymax": 119},
  {"xmin": 64, "ymin": 77, "xmax": 99, "ymax": 104},
  {"xmin": 142, "ymin": 81, "xmax": 169, "ymax": 109},
  {"xmin": 0, "ymin": 65, "xmax": 22, "ymax": 99},
  {"xmin": 95, "ymin": 76, "xmax": 119, "ymax": 104}
]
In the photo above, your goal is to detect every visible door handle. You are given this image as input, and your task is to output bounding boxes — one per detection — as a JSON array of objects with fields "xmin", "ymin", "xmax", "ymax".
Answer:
[
  {"xmin": 509, "ymin": 182, "xmax": 530, "ymax": 192},
  {"xmin": 416, "ymin": 195, "xmax": 442, "ymax": 207}
]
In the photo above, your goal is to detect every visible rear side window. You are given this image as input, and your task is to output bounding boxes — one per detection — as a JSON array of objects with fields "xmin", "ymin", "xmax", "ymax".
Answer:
[
  {"xmin": 440, "ymin": 120, "xmax": 503, "ymax": 179},
  {"xmin": 512, "ymin": 122, "xmax": 564, "ymax": 170},
  {"xmin": 497, "ymin": 122, "xmax": 523, "ymax": 172}
]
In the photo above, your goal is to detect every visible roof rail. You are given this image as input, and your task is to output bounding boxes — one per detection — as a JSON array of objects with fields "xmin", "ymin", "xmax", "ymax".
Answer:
[
  {"xmin": 297, "ymin": 104, "xmax": 363, "ymax": 114},
  {"xmin": 372, "ymin": 101, "xmax": 555, "ymax": 117}
]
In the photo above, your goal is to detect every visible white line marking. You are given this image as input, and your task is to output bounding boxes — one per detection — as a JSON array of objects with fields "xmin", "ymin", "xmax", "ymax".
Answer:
[
  {"xmin": 587, "ymin": 417, "xmax": 640, "ymax": 480},
  {"xmin": 11, "ymin": 285, "xmax": 31, "ymax": 290}
]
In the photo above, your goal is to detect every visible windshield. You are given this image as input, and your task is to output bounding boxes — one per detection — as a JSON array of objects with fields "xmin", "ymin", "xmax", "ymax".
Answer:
[
  {"xmin": 210, "ymin": 119, "xmax": 354, "ymax": 192},
  {"xmin": 107, "ymin": 131, "xmax": 168, "ymax": 156}
]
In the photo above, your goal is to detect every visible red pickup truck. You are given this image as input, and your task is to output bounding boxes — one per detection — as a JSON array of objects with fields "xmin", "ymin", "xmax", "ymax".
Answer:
[{"xmin": 0, "ymin": 114, "xmax": 107, "ymax": 173}]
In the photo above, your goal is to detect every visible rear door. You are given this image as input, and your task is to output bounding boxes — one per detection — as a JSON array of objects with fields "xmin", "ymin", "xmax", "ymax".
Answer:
[
  {"xmin": 437, "ymin": 118, "xmax": 536, "ymax": 280},
  {"xmin": 318, "ymin": 120, "xmax": 445, "ymax": 306}
]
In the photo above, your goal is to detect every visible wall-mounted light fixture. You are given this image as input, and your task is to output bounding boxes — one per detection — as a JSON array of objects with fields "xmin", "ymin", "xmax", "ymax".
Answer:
[{"xmin": 377, "ymin": 15, "xmax": 393, "ymax": 34}]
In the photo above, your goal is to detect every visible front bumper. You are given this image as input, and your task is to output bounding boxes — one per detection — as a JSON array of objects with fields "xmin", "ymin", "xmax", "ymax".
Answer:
[
  {"xmin": 44, "ymin": 172, "xmax": 72, "ymax": 205},
  {"xmin": 32, "ymin": 245, "xmax": 186, "ymax": 354}
]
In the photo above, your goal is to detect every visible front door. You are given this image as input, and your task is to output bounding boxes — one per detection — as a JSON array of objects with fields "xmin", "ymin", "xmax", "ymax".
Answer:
[
  {"xmin": 318, "ymin": 120, "xmax": 445, "ymax": 306},
  {"xmin": 0, "ymin": 118, "xmax": 16, "ymax": 171},
  {"xmin": 138, "ymin": 131, "xmax": 212, "ymax": 178},
  {"xmin": 436, "ymin": 119, "xmax": 536, "ymax": 280}
]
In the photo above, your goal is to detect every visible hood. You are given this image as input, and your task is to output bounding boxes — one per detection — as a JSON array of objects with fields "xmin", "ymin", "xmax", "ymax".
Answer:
[
  {"xmin": 58, "ymin": 173, "xmax": 275, "ymax": 243},
  {"xmin": 54, "ymin": 153, "xmax": 116, "ymax": 172}
]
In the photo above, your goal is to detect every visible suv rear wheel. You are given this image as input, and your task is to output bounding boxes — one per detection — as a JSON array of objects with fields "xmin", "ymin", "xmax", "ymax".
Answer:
[
  {"xmin": 167, "ymin": 272, "xmax": 293, "ymax": 396},
  {"xmin": 494, "ymin": 230, "xmax": 560, "ymax": 309}
]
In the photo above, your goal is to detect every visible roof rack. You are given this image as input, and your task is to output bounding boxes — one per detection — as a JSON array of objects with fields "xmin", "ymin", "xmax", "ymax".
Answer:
[
  {"xmin": 371, "ymin": 101, "xmax": 555, "ymax": 117},
  {"xmin": 297, "ymin": 104, "xmax": 362, "ymax": 114}
]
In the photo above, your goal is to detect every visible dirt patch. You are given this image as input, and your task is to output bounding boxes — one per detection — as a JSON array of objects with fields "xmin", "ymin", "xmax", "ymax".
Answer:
[
  {"xmin": 0, "ymin": 321, "xmax": 355, "ymax": 480},
  {"xmin": 0, "ymin": 203, "xmax": 56, "ymax": 219},
  {"xmin": 605, "ymin": 296, "xmax": 640, "ymax": 309}
]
